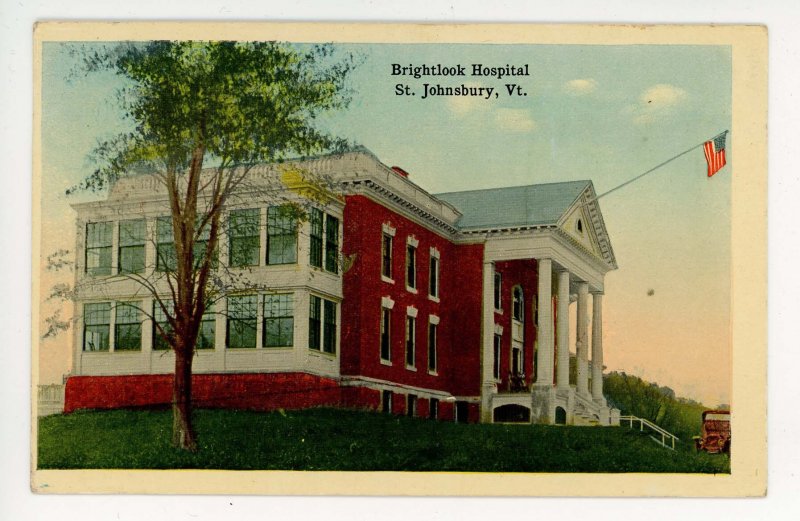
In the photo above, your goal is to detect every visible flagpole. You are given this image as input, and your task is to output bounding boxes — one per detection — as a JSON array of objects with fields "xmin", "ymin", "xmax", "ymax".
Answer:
[{"xmin": 595, "ymin": 130, "xmax": 728, "ymax": 201}]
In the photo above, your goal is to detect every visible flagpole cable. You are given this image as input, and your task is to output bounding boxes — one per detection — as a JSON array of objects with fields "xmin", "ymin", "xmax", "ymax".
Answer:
[{"xmin": 595, "ymin": 130, "xmax": 728, "ymax": 201}]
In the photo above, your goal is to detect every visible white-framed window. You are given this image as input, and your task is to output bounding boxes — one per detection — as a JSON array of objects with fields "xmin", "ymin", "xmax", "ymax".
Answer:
[
  {"xmin": 380, "ymin": 306, "xmax": 392, "ymax": 363},
  {"xmin": 263, "ymin": 294, "xmax": 294, "ymax": 348},
  {"xmin": 118, "ymin": 219, "xmax": 146, "ymax": 274},
  {"xmin": 310, "ymin": 209, "xmax": 340, "ymax": 274},
  {"xmin": 512, "ymin": 286, "xmax": 524, "ymax": 321},
  {"xmin": 325, "ymin": 214, "xmax": 339, "ymax": 274},
  {"xmin": 405, "ymin": 315, "xmax": 416, "ymax": 368},
  {"xmin": 310, "ymin": 208, "xmax": 324, "ymax": 269},
  {"xmin": 309, "ymin": 294, "xmax": 337, "ymax": 354},
  {"xmin": 229, "ymin": 208, "xmax": 261, "ymax": 267},
  {"xmin": 83, "ymin": 302, "xmax": 111, "ymax": 351},
  {"xmin": 406, "ymin": 243, "xmax": 417, "ymax": 291},
  {"xmin": 155, "ymin": 217, "xmax": 177, "ymax": 272},
  {"xmin": 227, "ymin": 295, "xmax": 258, "ymax": 349},
  {"xmin": 429, "ymin": 247, "xmax": 440, "ymax": 299},
  {"xmin": 114, "ymin": 301, "xmax": 142, "ymax": 351},
  {"xmin": 153, "ymin": 300, "xmax": 215, "ymax": 351},
  {"xmin": 428, "ymin": 314, "xmax": 440, "ymax": 374},
  {"xmin": 266, "ymin": 205, "xmax": 297, "ymax": 265},
  {"xmin": 85, "ymin": 221, "xmax": 113, "ymax": 275},
  {"xmin": 381, "ymin": 223, "xmax": 396, "ymax": 282}
]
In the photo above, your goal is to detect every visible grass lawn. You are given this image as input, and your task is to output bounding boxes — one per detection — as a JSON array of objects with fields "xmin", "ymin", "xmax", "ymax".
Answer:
[{"xmin": 38, "ymin": 408, "xmax": 730, "ymax": 473}]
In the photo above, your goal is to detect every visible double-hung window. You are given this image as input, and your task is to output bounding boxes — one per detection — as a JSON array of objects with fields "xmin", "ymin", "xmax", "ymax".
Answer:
[
  {"xmin": 227, "ymin": 295, "xmax": 258, "ymax": 349},
  {"xmin": 118, "ymin": 219, "xmax": 145, "ymax": 274},
  {"xmin": 406, "ymin": 244, "xmax": 417, "ymax": 290},
  {"xmin": 405, "ymin": 315, "xmax": 416, "ymax": 368},
  {"xmin": 429, "ymin": 255, "xmax": 439, "ymax": 299},
  {"xmin": 381, "ymin": 233, "xmax": 393, "ymax": 279},
  {"xmin": 153, "ymin": 301, "xmax": 215, "ymax": 350},
  {"xmin": 309, "ymin": 295, "xmax": 322, "ymax": 351},
  {"xmin": 323, "ymin": 300, "xmax": 337, "ymax": 353},
  {"xmin": 325, "ymin": 215, "xmax": 339, "ymax": 273},
  {"xmin": 309, "ymin": 295, "xmax": 337, "ymax": 353},
  {"xmin": 263, "ymin": 294, "xmax": 294, "ymax": 348},
  {"xmin": 494, "ymin": 272, "xmax": 502, "ymax": 310},
  {"xmin": 229, "ymin": 209, "xmax": 260, "ymax": 267},
  {"xmin": 83, "ymin": 302, "xmax": 111, "ymax": 351},
  {"xmin": 152, "ymin": 302, "xmax": 174, "ymax": 351},
  {"xmin": 493, "ymin": 334, "xmax": 502, "ymax": 380},
  {"xmin": 114, "ymin": 301, "xmax": 142, "ymax": 351},
  {"xmin": 310, "ymin": 208, "xmax": 324, "ymax": 269},
  {"xmin": 156, "ymin": 217, "xmax": 177, "ymax": 272},
  {"xmin": 380, "ymin": 307, "xmax": 391, "ymax": 362},
  {"xmin": 267, "ymin": 206, "xmax": 297, "ymax": 265},
  {"xmin": 192, "ymin": 215, "xmax": 216, "ymax": 269},
  {"xmin": 428, "ymin": 321, "xmax": 438, "ymax": 373},
  {"xmin": 85, "ymin": 222, "xmax": 112, "ymax": 275}
]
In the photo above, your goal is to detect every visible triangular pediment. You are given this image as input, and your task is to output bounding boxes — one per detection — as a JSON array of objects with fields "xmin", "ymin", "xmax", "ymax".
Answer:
[{"xmin": 557, "ymin": 183, "xmax": 618, "ymax": 270}]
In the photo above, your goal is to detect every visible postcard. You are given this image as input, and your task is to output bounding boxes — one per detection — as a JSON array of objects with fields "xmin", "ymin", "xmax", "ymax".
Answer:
[{"xmin": 31, "ymin": 22, "xmax": 767, "ymax": 496}]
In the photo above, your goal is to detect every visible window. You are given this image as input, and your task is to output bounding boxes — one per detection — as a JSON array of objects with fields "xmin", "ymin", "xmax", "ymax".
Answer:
[
  {"xmin": 429, "ymin": 398, "xmax": 439, "ymax": 419},
  {"xmin": 267, "ymin": 206, "xmax": 297, "ymax": 265},
  {"xmin": 263, "ymin": 294, "xmax": 294, "ymax": 348},
  {"xmin": 405, "ymin": 315, "xmax": 416, "ymax": 368},
  {"xmin": 152, "ymin": 302, "xmax": 173, "ymax": 351},
  {"xmin": 380, "ymin": 307, "xmax": 391, "ymax": 362},
  {"xmin": 325, "ymin": 215, "xmax": 339, "ymax": 273},
  {"xmin": 153, "ymin": 302, "xmax": 215, "ymax": 350},
  {"xmin": 493, "ymin": 334, "xmax": 502, "ymax": 379},
  {"xmin": 407, "ymin": 394, "xmax": 417, "ymax": 417},
  {"xmin": 428, "ymin": 322, "xmax": 438, "ymax": 373},
  {"xmin": 227, "ymin": 295, "xmax": 257, "ymax": 348},
  {"xmin": 229, "ymin": 208, "xmax": 260, "ymax": 267},
  {"xmin": 83, "ymin": 302, "xmax": 110, "ymax": 351},
  {"xmin": 197, "ymin": 305, "xmax": 216, "ymax": 349},
  {"xmin": 114, "ymin": 302, "xmax": 142, "ymax": 351},
  {"xmin": 85, "ymin": 222, "xmax": 112, "ymax": 275},
  {"xmin": 406, "ymin": 244, "xmax": 417, "ymax": 290},
  {"xmin": 429, "ymin": 256, "xmax": 439, "ymax": 298},
  {"xmin": 381, "ymin": 390, "xmax": 393, "ymax": 413},
  {"xmin": 494, "ymin": 272, "xmax": 502, "ymax": 310},
  {"xmin": 309, "ymin": 208, "xmax": 323, "ymax": 268},
  {"xmin": 512, "ymin": 345, "xmax": 523, "ymax": 376},
  {"xmin": 513, "ymin": 287, "xmax": 524, "ymax": 321},
  {"xmin": 192, "ymin": 215, "xmax": 216, "ymax": 269},
  {"xmin": 309, "ymin": 295, "xmax": 322, "ymax": 351},
  {"xmin": 381, "ymin": 233, "xmax": 393, "ymax": 279},
  {"xmin": 118, "ymin": 219, "xmax": 145, "ymax": 274},
  {"xmin": 156, "ymin": 217, "xmax": 177, "ymax": 272},
  {"xmin": 323, "ymin": 299, "xmax": 337, "ymax": 354}
]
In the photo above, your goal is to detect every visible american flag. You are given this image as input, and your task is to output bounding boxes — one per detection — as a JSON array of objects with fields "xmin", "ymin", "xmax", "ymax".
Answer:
[{"xmin": 703, "ymin": 133, "xmax": 727, "ymax": 177}]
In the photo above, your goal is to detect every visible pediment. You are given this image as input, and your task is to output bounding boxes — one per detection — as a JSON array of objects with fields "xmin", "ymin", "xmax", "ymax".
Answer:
[{"xmin": 557, "ymin": 184, "xmax": 617, "ymax": 270}]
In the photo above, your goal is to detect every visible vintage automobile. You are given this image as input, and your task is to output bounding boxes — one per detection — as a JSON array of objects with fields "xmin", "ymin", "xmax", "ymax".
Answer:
[{"xmin": 693, "ymin": 410, "xmax": 731, "ymax": 454}]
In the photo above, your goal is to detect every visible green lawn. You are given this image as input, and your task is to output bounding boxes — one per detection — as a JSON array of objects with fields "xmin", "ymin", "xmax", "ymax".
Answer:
[{"xmin": 38, "ymin": 408, "xmax": 730, "ymax": 473}]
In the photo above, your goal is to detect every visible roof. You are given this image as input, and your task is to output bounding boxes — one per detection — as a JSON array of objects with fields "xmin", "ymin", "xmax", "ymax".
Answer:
[{"xmin": 435, "ymin": 180, "xmax": 591, "ymax": 230}]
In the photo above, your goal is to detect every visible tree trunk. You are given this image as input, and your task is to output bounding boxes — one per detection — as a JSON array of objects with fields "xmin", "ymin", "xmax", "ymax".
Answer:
[{"xmin": 172, "ymin": 344, "xmax": 198, "ymax": 451}]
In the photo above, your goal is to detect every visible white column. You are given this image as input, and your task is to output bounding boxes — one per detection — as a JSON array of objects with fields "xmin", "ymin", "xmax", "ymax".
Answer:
[
  {"xmin": 481, "ymin": 261, "xmax": 496, "ymax": 422},
  {"xmin": 556, "ymin": 269, "xmax": 570, "ymax": 390},
  {"xmin": 535, "ymin": 258, "xmax": 553, "ymax": 385},
  {"xmin": 592, "ymin": 292, "xmax": 606, "ymax": 404},
  {"xmin": 576, "ymin": 282, "xmax": 590, "ymax": 397}
]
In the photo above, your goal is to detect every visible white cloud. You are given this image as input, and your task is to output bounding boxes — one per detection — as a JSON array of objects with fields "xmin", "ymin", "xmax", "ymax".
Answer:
[
  {"xmin": 639, "ymin": 84, "xmax": 688, "ymax": 108},
  {"xmin": 563, "ymin": 78, "xmax": 597, "ymax": 96},
  {"xmin": 628, "ymin": 83, "xmax": 689, "ymax": 125},
  {"xmin": 493, "ymin": 108, "xmax": 536, "ymax": 133},
  {"xmin": 446, "ymin": 82, "xmax": 489, "ymax": 117}
]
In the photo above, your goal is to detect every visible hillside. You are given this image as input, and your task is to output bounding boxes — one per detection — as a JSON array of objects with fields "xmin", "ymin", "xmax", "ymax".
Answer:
[{"xmin": 38, "ymin": 408, "xmax": 729, "ymax": 473}]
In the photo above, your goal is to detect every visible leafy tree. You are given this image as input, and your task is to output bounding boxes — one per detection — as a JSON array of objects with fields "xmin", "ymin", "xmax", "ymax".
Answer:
[{"xmin": 66, "ymin": 41, "xmax": 357, "ymax": 450}]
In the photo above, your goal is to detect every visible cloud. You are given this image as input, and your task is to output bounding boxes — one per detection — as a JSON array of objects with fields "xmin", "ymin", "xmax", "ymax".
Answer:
[
  {"xmin": 628, "ymin": 83, "xmax": 688, "ymax": 125},
  {"xmin": 563, "ymin": 79, "xmax": 597, "ymax": 96},
  {"xmin": 446, "ymin": 82, "xmax": 489, "ymax": 117},
  {"xmin": 493, "ymin": 108, "xmax": 536, "ymax": 132}
]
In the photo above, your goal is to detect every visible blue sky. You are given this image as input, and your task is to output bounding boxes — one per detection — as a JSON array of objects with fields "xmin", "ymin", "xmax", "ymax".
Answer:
[{"xmin": 40, "ymin": 42, "xmax": 731, "ymax": 405}]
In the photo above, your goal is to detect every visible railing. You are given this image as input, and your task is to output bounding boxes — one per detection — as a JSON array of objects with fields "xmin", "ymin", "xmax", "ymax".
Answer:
[
  {"xmin": 619, "ymin": 415, "xmax": 679, "ymax": 450},
  {"xmin": 37, "ymin": 384, "xmax": 65, "ymax": 417}
]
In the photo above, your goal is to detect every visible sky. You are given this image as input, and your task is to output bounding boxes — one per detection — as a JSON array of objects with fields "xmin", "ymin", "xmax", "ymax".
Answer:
[{"xmin": 39, "ymin": 42, "xmax": 731, "ymax": 406}]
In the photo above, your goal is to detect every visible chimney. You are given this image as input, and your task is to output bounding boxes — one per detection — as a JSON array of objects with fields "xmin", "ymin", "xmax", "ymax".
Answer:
[{"xmin": 391, "ymin": 166, "xmax": 410, "ymax": 178}]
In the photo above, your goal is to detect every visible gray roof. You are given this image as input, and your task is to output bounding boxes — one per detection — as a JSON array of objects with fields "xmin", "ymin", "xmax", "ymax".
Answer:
[{"xmin": 435, "ymin": 180, "xmax": 591, "ymax": 230}]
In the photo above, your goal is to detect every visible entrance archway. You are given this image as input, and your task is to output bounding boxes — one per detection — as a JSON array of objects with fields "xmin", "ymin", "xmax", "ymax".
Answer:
[
  {"xmin": 493, "ymin": 404, "xmax": 531, "ymax": 423},
  {"xmin": 555, "ymin": 406, "xmax": 567, "ymax": 425}
]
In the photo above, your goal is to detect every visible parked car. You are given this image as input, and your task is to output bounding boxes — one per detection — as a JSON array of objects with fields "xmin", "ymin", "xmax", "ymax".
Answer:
[{"xmin": 693, "ymin": 410, "xmax": 731, "ymax": 454}]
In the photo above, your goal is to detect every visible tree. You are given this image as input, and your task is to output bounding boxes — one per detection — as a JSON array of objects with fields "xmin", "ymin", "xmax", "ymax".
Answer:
[{"xmin": 66, "ymin": 41, "xmax": 357, "ymax": 450}]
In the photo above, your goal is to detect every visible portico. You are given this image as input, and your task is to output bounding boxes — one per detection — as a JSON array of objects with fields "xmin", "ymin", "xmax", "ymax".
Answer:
[{"xmin": 444, "ymin": 180, "xmax": 619, "ymax": 426}]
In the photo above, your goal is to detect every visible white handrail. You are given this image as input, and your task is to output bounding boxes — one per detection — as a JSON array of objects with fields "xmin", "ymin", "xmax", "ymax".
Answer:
[{"xmin": 619, "ymin": 415, "xmax": 679, "ymax": 450}]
